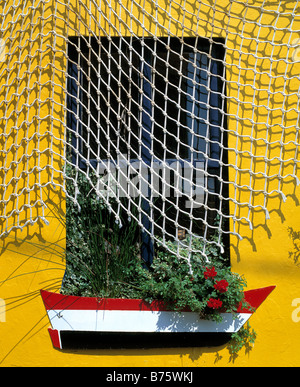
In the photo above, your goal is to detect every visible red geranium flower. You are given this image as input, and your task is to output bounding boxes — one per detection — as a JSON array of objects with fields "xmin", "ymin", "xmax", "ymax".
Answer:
[
  {"xmin": 207, "ymin": 298, "xmax": 223, "ymax": 309},
  {"xmin": 204, "ymin": 266, "xmax": 217, "ymax": 279},
  {"xmin": 214, "ymin": 279, "xmax": 229, "ymax": 293}
]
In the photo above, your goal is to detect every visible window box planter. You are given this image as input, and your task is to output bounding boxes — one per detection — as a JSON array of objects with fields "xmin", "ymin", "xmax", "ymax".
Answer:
[{"xmin": 40, "ymin": 286, "xmax": 275, "ymax": 350}]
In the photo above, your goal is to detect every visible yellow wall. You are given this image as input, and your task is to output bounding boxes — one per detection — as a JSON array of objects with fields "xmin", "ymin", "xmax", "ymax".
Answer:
[{"xmin": 1, "ymin": 0, "xmax": 300, "ymax": 366}]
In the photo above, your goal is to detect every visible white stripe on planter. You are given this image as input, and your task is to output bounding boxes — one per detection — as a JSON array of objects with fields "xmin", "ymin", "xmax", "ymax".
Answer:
[{"xmin": 47, "ymin": 309, "xmax": 252, "ymax": 333}]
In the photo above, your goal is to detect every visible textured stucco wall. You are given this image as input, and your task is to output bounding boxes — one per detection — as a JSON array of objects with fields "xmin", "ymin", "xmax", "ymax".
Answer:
[{"xmin": 0, "ymin": 0, "xmax": 300, "ymax": 366}]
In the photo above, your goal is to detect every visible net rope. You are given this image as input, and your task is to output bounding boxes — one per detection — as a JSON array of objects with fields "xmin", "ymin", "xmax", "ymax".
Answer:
[{"xmin": 0, "ymin": 0, "xmax": 300, "ymax": 264}]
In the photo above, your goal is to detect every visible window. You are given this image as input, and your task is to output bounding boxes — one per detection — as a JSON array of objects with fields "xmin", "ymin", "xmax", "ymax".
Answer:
[{"xmin": 67, "ymin": 36, "xmax": 228, "ymax": 264}]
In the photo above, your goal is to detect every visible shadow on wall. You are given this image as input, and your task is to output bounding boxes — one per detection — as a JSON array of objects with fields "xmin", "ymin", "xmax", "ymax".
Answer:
[
  {"xmin": 230, "ymin": 176, "xmax": 300, "ymax": 263},
  {"xmin": 287, "ymin": 227, "xmax": 300, "ymax": 269},
  {"xmin": 225, "ymin": 3, "xmax": 300, "ymax": 261},
  {"xmin": 0, "ymin": 185, "xmax": 66, "ymax": 365},
  {"xmin": 0, "ymin": 0, "xmax": 66, "ymax": 241}
]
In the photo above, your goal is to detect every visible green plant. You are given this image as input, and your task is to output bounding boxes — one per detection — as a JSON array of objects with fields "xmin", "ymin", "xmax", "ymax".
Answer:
[
  {"xmin": 129, "ymin": 236, "xmax": 249, "ymax": 323},
  {"xmin": 227, "ymin": 322, "xmax": 257, "ymax": 358},
  {"xmin": 62, "ymin": 165, "xmax": 142, "ymax": 298},
  {"xmin": 62, "ymin": 165, "xmax": 256, "ymax": 354}
]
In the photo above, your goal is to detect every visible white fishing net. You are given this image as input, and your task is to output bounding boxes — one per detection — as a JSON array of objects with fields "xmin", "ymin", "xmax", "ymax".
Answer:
[{"xmin": 0, "ymin": 0, "xmax": 299, "ymax": 264}]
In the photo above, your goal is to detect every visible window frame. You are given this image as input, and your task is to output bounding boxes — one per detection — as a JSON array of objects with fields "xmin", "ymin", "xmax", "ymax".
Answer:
[{"xmin": 66, "ymin": 36, "xmax": 228, "ymax": 265}]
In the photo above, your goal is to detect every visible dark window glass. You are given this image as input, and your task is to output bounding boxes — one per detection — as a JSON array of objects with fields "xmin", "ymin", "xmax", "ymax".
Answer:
[{"xmin": 67, "ymin": 36, "xmax": 228, "ymax": 263}]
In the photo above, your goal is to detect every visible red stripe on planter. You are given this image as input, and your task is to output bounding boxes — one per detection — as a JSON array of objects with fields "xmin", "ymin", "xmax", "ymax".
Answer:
[
  {"xmin": 40, "ymin": 290, "xmax": 172, "ymax": 312},
  {"xmin": 41, "ymin": 285, "xmax": 275, "ymax": 313},
  {"xmin": 237, "ymin": 286, "xmax": 276, "ymax": 313},
  {"xmin": 48, "ymin": 329, "xmax": 61, "ymax": 349}
]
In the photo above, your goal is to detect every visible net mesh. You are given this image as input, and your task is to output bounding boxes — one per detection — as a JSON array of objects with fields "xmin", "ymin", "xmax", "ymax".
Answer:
[{"xmin": 0, "ymin": 0, "xmax": 300, "ymax": 264}]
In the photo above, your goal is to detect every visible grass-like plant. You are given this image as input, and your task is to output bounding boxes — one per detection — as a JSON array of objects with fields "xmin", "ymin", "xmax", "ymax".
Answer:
[{"xmin": 62, "ymin": 166, "xmax": 141, "ymax": 298}]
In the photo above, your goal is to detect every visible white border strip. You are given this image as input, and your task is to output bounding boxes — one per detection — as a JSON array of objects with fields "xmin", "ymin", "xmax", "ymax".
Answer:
[{"xmin": 47, "ymin": 309, "xmax": 252, "ymax": 333}]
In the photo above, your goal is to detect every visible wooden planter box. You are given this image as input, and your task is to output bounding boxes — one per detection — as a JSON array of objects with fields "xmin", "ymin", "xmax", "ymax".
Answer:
[{"xmin": 40, "ymin": 286, "xmax": 275, "ymax": 349}]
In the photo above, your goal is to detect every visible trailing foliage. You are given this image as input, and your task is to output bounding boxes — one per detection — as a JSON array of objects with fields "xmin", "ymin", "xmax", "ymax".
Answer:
[{"xmin": 227, "ymin": 322, "xmax": 257, "ymax": 359}]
